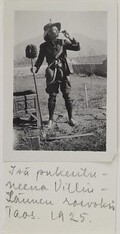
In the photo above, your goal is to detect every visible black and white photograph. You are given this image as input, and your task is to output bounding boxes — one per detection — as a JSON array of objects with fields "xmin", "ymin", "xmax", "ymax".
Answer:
[
  {"xmin": 1, "ymin": 2, "xmax": 119, "ymax": 234},
  {"xmin": 13, "ymin": 10, "xmax": 107, "ymax": 151},
  {"xmin": 3, "ymin": 0, "xmax": 117, "ymax": 161}
]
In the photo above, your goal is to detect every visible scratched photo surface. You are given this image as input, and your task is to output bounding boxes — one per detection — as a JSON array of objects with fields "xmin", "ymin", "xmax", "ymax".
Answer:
[{"xmin": 13, "ymin": 11, "xmax": 107, "ymax": 151}]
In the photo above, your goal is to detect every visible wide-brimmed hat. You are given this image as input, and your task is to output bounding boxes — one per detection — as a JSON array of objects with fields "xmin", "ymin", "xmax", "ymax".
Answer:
[{"xmin": 43, "ymin": 22, "xmax": 61, "ymax": 40}]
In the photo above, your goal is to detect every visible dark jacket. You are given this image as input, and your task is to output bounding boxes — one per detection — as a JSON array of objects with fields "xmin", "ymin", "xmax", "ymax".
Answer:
[{"xmin": 35, "ymin": 38, "xmax": 80, "ymax": 75}]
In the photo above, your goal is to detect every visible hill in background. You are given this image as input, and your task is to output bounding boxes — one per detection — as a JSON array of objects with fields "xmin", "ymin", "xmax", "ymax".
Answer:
[{"xmin": 14, "ymin": 33, "xmax": 107, "ymax": 67}]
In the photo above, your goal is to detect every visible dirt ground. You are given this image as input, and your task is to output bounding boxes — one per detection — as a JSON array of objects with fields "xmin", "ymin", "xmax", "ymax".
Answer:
[{"xmin": 13, "ymin": 71, "xmax": 106, "ymax": 151}]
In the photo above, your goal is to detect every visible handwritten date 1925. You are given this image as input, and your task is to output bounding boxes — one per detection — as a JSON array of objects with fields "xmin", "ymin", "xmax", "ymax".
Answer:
[
  {"xmin": 51, "ymin": 210, "xmax": 89, "ymax": 223},
  {"xmin": 6, "ymin": 206, "xmax": 89, "ymax": 223}
]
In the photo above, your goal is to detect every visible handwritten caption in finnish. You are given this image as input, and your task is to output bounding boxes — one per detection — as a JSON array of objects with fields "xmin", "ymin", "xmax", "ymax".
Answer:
[{"xmin": 5, "ymin": 165, "xmax": 115, "ymax": 224}]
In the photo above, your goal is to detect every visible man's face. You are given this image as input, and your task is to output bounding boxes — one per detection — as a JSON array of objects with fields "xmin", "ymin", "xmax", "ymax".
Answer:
[{"xmin": 48, "ymin": 26, "xmax": 59, "ymax": 40}]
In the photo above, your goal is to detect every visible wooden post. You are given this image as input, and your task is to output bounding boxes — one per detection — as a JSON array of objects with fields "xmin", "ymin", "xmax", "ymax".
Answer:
[{"xmin": 85, "ymin": 83, "xmax": 89, "ymax": 108}]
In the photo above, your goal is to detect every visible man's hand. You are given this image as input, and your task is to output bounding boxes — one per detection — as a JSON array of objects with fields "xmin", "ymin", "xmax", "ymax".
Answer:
[
  {"xmin": 30, "ymin": 66, "xmax": 37, "ymax": 74},
  {"xmin": 62, "ymin": 30, "xmax": 72, "ymax": 41}
]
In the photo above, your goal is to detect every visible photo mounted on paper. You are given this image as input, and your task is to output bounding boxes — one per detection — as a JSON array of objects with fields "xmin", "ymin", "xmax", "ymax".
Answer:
[{"xmin": 3, "ymin": 0, "xmax": 117, "ymax": 161}]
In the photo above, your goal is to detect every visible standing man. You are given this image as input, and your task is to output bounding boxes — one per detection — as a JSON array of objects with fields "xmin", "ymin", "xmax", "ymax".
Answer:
[{"xmin": 31, "ymin": 21, "xmax": 80, "ymax": 128}]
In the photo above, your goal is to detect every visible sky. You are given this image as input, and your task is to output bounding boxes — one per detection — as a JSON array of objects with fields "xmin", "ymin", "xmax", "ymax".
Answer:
[{"xmin": 14, "ymin": 11, "xmax": 107, "ymax": 45}]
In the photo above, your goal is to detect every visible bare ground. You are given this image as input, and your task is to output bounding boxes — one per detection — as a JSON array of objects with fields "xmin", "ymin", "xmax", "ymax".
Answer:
[{"xmin": 13, "ymin": 72, "xmax": 106, "ymax": 151}]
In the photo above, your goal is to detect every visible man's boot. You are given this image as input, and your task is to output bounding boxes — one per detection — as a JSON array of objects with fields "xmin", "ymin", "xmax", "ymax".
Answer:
[
  {"xmin": 48, "ymin": 93, "xmax": 57, "ymax": 128},
  {"xmin": 63, "ymin": 94, "xmax": 76, "ymax": 126}
]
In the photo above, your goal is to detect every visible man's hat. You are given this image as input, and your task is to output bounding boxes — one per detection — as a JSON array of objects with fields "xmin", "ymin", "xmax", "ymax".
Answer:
[{"xmin": 43, "ymin": 20, "xmax": 61, "ymax": 40}]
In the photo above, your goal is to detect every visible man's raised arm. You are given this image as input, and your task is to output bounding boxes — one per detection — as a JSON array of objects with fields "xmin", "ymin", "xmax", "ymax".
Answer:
[{"xmin": 62, "ymin": 30, "xmax": 80, "ymax": 51}]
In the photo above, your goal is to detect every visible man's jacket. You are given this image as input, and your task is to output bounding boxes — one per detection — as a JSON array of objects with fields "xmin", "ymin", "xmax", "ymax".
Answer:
[{"xmin": 35, "ymin": 38, "xmax": 80, "ymax": 75}]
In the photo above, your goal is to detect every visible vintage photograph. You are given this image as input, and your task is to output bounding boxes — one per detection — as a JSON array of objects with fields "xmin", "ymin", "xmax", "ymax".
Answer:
[{"xmin": 13, "ymin": 11, "xmax": 107, "ymax": 151}]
